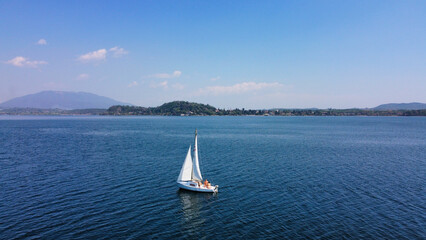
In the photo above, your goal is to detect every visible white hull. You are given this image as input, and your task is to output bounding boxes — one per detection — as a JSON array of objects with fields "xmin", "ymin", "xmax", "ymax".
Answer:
[{"xmin": 177, "ymin": 181, "xmax": 218, "ymax": 193}]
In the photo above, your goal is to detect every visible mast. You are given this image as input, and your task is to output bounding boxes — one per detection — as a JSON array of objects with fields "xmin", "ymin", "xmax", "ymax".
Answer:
[{"xmin": 192, "ymin": 129, "xmax": 203, "ymax": 181}]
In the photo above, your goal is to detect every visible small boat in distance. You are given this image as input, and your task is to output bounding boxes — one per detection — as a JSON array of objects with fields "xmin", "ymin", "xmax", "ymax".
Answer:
[{"xmin": 177, "ymin": 130, "xmax": 218, "ymax": 193}]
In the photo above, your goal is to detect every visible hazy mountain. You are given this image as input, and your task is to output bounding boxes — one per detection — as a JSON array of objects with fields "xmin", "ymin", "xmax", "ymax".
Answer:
[
  {"xmin": 373, "ymin": 102, "xmax": 426, "ymax": 110},
  {"xmin": 0, "ymin": 91, "xmax": 132, "ymax": 109}
]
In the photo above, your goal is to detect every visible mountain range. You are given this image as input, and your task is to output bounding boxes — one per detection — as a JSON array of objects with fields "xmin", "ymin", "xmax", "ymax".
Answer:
[
  {"xmin": 373, "ymin": 102, "xmax": 426, "ymax": 110},
  {"xmin": 0, "ymin": 91, "xmax": 131, "ymax": 110},
  {"xmin": 1, "ymin": 91, "xmax": 425, "ymax": 111}
]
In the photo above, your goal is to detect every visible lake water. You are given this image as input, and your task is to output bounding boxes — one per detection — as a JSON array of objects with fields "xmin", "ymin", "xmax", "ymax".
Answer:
[{"xmin": 0, "ymin": 116, "xmax": 425, "ymax": 239}]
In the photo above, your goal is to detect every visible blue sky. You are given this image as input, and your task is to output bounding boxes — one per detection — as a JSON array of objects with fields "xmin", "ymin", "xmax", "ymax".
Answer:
[{"xmin": 1, "ymin": 1, "xmax": 425, "ymax": 108}]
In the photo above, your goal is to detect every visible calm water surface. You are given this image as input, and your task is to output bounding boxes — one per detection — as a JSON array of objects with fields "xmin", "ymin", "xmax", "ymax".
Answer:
[{"xmin": 0, "ymin": 116, "xmax": 425, "ymax": 239}]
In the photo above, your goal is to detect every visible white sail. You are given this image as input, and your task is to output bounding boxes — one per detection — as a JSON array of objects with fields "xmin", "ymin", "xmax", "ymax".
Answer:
[
  {"xmin": 177, "ymin": 146, "xmax": 193, "ymax": 182},
  {"xmin": 192, "ymin": 130, "xmax": 203, "ymax": 181}
]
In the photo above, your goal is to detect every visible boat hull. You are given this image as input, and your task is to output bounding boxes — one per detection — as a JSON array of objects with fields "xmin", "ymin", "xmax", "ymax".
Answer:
[{"xmin": 177, "ymin": 181, "xmax": 218, "ymax": 193}]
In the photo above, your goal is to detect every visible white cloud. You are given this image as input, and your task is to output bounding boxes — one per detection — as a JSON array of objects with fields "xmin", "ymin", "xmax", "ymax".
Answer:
[
  {"xmin": 109, "ymin": 46, "xmax": 128, "ymax": 57},
  {"xmin": 128, "ymin": 81, "xmax": 138, "ymax": 87},
  {"xmin": 197, "ymin": 82, "xmax": 284, "ymax": 96},
  {"xmin": 78, "ymin": 49, "xmax": 107, "ymax": 62},
  {"xmin": 37, "ymin": 39, "xmax": 47, "ymax": 45},
  {"xmin": 159, "ymin": 81, "xmax": 168, "ymax": 88},
  {"xmin": 150, "ymin": 80, "xmax": 168, "ymax": 89},
  {"xmin": 5, "ymin": 56, "xmax": 47, "ymax": 68},
  {"xmin": 172, "ymin": 71, "xmax": 182, "ymax": 77},
  {"xmin": 78, "ymin": 47, "xmax": 128, "ymax": 63},
  {"xmin": 211, "ymin": 76, "xmax": 221, "ymax": 81},
  {"xmin": 150, "ymin": 70, "xmax": 182, "ymax": 79},
  {"xmin": 76, "ymin": 73, "xmax": 89, "ymax": 80},
  {"xmin": 172, "ymin": 83, "xmax": 184, "ymax": 90}
]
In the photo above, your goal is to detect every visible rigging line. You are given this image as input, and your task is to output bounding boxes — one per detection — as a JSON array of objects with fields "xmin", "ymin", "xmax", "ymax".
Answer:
[{"xmin": 198, "ymin": 134, "xmax": 204, "ymax": 177}]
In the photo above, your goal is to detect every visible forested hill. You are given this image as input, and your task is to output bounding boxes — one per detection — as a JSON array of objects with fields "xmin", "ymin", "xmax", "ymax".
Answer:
[{"xmin": 106, "ymin": 101, "xmax": 217, "ymax": 115}]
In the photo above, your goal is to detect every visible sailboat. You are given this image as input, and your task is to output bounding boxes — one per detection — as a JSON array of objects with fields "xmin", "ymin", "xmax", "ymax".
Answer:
[{"xmin": 177, "ymin": 130, "xmax": 218, "ymax": 193}]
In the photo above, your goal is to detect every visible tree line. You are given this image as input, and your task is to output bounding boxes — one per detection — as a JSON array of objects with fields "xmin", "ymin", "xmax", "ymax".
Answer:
[{"xmin": 104, "ymin": 101, "xmax": 426, "ymax": 116}]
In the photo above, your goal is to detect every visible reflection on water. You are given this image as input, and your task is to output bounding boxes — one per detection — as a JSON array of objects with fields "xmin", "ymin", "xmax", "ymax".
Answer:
[{"xmin": 177, "ymin": 190, "xmax": 218, "ymax": 238}]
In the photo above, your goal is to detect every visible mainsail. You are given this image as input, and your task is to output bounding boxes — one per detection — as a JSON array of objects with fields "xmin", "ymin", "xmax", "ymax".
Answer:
[
  {"xmin": 192, "ymin": 130, "xmax": 203, "ymax": 181},
  {"xmin": 177, "ymin": 146, "xmax": 193, "ymax": 182}
]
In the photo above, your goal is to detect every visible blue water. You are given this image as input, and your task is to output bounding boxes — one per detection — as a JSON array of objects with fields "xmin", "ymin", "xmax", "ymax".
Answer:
[{"xmin": 0, "ymin": 116, "xmax": 425, "ymax": 239}]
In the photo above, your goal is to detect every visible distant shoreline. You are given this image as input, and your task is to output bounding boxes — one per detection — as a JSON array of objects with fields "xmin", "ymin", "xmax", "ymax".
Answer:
[
  {"xmin": 1, "ymin": 101, "xmax": 426, "ymax": 116},
  {"xmin": 1, "ymin": 110, "xmax": 425, "ymax": 117}
]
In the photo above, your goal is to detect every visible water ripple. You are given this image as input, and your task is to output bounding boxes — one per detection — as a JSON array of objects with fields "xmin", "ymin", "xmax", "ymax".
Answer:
[{"xmin": 0, "ymin": 116, "xmax": 425, "ymax": 239}]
